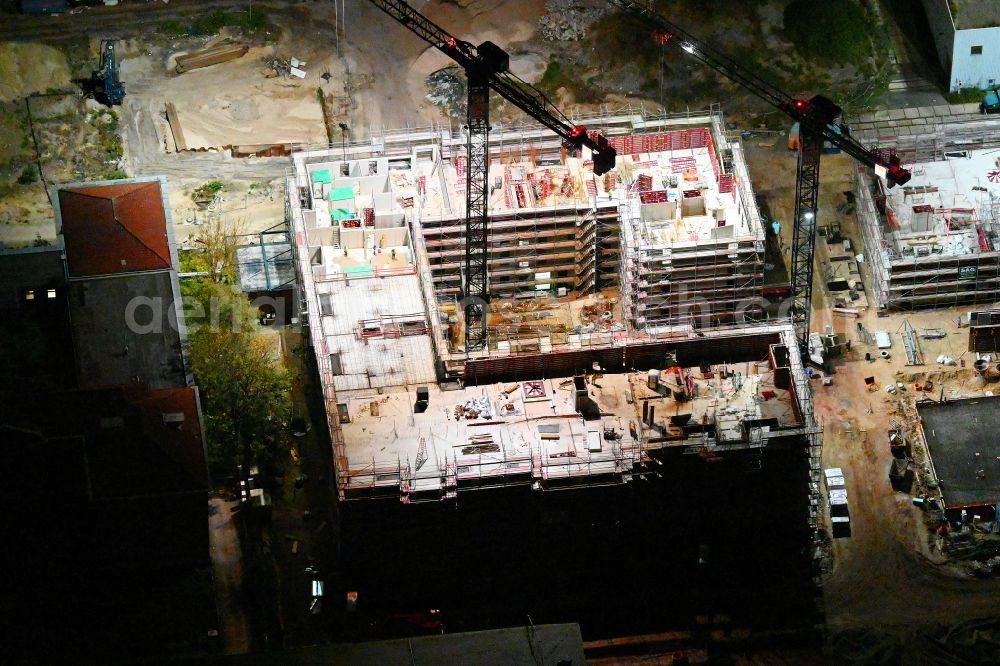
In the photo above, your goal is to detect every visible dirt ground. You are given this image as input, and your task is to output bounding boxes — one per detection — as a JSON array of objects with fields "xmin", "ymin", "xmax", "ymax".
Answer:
[
  {"xmin": 339, "ymin": 0, "xmax": 546, "ymax": 130},
  {"xmin": 121, "ymin": 25, "xmax": 334, "ymax": 150},
  {"xmin": 108, "ymin": 1, "xmax": 554, "ymax": 242},
  {"xmin": 741, "ymin": 131, "xmax": 1000, "ymax": 635}
]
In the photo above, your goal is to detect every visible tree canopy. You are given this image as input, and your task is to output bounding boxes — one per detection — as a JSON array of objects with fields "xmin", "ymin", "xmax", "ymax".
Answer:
[
  {"xmin": 188, "ymin": 324, "xmax": 291, "ymax": 475},
  {"xmin": 182, "ymin": 217, "xmax": 292, "ymax": 478},
  {"xmin": 784, "ymin": 1, "xmax": 873, "ymax": 64}
]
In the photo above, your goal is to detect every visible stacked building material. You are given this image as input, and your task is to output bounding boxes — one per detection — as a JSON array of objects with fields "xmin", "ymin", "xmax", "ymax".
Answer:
[{"xmin": 175, "ymin": 42, "xmax": 249, "ymax": 73}]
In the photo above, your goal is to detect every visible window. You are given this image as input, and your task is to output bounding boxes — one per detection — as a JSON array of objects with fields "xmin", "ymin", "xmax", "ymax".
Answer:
[
  {"xmin": 971, "ymin": 45, "xmax": 983, "ymax": 55},
  {"xmin": 47, "ymin": 288, "xmax": 56, "ymax": 299},
  {"xmin": 24, "ymin": 290, "xmax": 34, "ymax": 301}
]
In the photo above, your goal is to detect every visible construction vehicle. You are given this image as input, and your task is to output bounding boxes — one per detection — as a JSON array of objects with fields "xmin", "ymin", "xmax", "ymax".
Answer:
[
  {"xmin": 609, "ymin": 0, "xmax": 911, "ymax": 353},
  {"xmin": 981, "ymin": 88, "xmax": 1000, "ymax": 115},
  {"xmin": 368, "ymin": 0, "xmax": 617, "ymax": 352},
  {"xmin": 92, "ymin": 40, "xmax": 126, "ymax": 107}
]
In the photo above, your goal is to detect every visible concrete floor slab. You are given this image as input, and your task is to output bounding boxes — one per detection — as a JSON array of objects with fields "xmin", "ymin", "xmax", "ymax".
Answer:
[{"xmin": 918, "ymin": 396, "xmax": 1000, "ymax": 508}]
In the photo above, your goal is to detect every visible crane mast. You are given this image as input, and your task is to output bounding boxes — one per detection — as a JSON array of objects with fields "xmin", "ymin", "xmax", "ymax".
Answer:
[
  {"xmin": 608, "ymin": 0, "xmax": 910, "ymax": 352},
  {"xmin": 368, "ymin": 0, "xmax": 616, "ymax": 352}
]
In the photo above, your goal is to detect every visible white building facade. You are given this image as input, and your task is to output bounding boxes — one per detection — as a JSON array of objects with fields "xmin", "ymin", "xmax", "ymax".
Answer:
[{"xmin": 923, "ymin": 0, "xmax": 1000, "ymax": 91}]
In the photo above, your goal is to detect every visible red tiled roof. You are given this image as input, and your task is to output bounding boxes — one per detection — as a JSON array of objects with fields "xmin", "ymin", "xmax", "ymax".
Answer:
[{"xmin": 59, "ymin": 180, "xmax": 171, "ymax": 277}]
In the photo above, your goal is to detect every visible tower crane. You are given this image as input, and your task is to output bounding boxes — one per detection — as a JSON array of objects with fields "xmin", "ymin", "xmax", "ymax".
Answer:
[
  {"xmin": 609, "ymin": 0, "xmax": 910, "ymax": 352},
  {"xmin": 367, "ymin": 0, "xmax": 617, "ymax": 352}
]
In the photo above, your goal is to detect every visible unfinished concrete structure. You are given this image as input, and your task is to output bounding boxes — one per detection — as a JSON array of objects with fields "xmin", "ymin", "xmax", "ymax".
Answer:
[
  {"xmin": 287, "ymin": 108, "xmax": 817, "ymax": 509},
  {"xmin": 855, "ymin": 117, "xmax": 1000, "ymax": 310}
]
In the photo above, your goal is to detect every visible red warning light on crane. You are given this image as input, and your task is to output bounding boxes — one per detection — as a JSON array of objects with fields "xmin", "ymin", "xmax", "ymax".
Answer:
[
  {"xmin": 570, "ymin": 125, "xmax": 587, "ymax": 138},
  {"xmin": 445, "ymin": 37, "xmax": 457, "ymax": 50},
  {"xmin": 653, "ymin": 30, "xmax": 673, "ymax": 45}
]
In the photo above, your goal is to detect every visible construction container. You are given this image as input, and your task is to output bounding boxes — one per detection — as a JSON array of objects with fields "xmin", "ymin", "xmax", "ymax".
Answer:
[
  {"xmin": 831, "ymin": 516, "xmax": 851, "ymax": 539},
  {"xmin": 825, "ymin": 474, "xmax": 846, "ymax": 491},
  {"xmin": 823, "ymin": 468, "xmax": 844, "ymax": 489},
  {"xmin": 20, "ymin": 0, "xmax": 67, "ymax": 13},
  {"xmin": 175, "ymin": 42, "xmax": 249, "ymax": 74},
  {"xmin": 828, "ymin": 488, "xmax": 849, "ymax": 517}
]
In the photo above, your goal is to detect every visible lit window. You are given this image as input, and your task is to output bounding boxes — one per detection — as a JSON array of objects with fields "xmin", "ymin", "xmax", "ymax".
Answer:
[
  {"xmin": 25, "ymin": 290, "xmax": 34, "ymax": 301},
  {"xmin": 47, "ymin": 288, "xmax": 57, "ymax": 299},
  {"xmin": 971, "ymin": 45, "xmax": 983, "ymax": 55}
]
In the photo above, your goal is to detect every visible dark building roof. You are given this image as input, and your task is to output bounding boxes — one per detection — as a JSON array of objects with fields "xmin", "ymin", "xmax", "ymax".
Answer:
[
  {"xmin": 952, "ymin": 1, "xmax": 1000, "ymax": 30},
  {"xmin": 68, "ymin": 270, "xmax": 188, "ymax": 389},
  {"xmin": 0, "ymin": 249, "xmax": 76, "ymax": 394},
  {"xmin": 1, "ymin": 386, "xmax": 210, "ymax": 661},
  {"xmin": 8, "ymin": 385, "xmax": 208, "ymax": 498},
  {"xmin": 0, "ymin": 247, "xmax": 65, "ymax": 310},
  {"xmin": 59, "ymin": 180, "xmax": 171, "ymax": 277}
]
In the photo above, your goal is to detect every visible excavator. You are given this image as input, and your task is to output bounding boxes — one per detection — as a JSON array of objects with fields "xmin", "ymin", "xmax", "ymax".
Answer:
[{"xmin": 92, "ymin": 39, "xmax": 125, "ymax": 107}]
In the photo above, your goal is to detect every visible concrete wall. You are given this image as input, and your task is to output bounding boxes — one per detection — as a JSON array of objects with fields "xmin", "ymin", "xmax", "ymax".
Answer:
[
  {"xmin": 952, "ymin": 27, "xmax": 1000, "ymax": 90},
  {"xmin": 923, "ymin": 0, "xmax": 956, "ymax": 78}
]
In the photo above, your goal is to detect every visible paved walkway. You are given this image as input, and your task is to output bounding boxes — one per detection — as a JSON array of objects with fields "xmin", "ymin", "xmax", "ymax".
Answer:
[
  {"xmin": 209, "ymin": 497, "xmax": 251, "ymax": 655},
  {"xmin": 848, "ymin": 103, "xmax": 986, "ymax": 136}
]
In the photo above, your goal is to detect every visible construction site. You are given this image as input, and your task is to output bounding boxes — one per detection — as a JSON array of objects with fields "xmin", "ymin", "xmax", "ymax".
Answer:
[
  {"xmin": 287, "ymin": 108, "xmax": 795, "ymax": 501},
  {"xmin": 9, "ymin": 0, "xmax": 1000, "ymax": 660},
  {"xmin": 855, "ymin": 126, "xmax": 1000, "ymax": 311}
]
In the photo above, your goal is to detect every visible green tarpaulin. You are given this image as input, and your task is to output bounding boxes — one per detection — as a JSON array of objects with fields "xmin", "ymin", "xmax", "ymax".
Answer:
[
  {"xmin": 331, "ymin": 208, "xmax": 355, "ymax": 221},
  {"xmin": 328, "ymin": 186, "xmax": 354, "ymax": 201},
  {"xmin": 312, "ymin": 169, "xmax": 331, "ymax": 184}
]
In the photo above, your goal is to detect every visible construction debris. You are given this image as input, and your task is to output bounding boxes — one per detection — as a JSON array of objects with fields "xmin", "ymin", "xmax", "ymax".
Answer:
[
  {"xmin": 263, "ymin": 54, "xmax": 309, "ymax": 79},
  {"xmin": 454, "ymin": 396, "xmax": 493, "ymax": 420},
  {"xmin": 537, "ymin": 0, "xmax": 610, "ymax": 41}
]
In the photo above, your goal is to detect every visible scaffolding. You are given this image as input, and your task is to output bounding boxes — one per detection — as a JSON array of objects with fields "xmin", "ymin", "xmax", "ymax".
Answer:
[
  {"xmin": 617, "ymin": 124, "xmax": 765, "ymax": 332},
  {"xmin": 856, "ymin": 168, "xmax": 1000, "ymax": 311},
  {"xmin": 287, "ymin": 107, "xmax": 816, "ymax": 501}
]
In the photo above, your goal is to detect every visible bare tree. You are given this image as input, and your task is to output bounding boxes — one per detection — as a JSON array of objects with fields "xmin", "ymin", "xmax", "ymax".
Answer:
[{"xmin": 192, "ymin": 215, "xmax": 247, "ymax": 284}]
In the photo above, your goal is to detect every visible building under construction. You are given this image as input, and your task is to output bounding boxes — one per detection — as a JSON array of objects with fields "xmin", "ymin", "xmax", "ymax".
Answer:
[
  {"xmin": 854, "ymin": 115, "xmax": 1000, "ymax": 310},
  {"xmin": 287, "ymin": 106, "xmax": 820, "ymax": 505}
]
